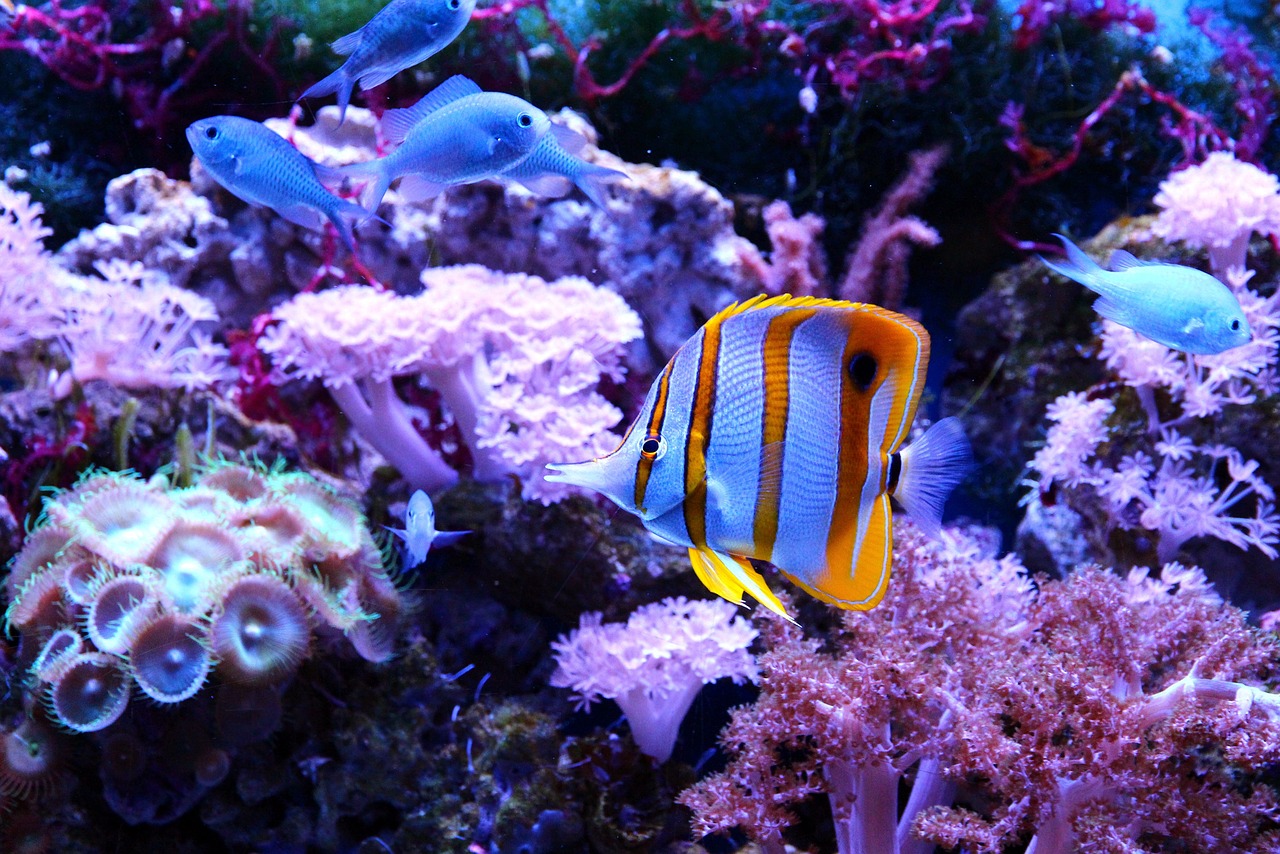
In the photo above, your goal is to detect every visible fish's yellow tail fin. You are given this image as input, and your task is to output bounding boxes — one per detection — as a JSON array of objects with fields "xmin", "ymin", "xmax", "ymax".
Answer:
[{"xmin": 688, "ymin": 548, "xmax": 794, "ymax": 623}]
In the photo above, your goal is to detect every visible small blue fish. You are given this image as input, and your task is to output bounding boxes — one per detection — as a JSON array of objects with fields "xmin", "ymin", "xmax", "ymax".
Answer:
[
  {"xmin": 381, "ymin": 76, "xmax": 627, "ymax": 208},
  {"xmin": 387, "ymin": 490, "xmax": 469, "ymax": 567},
  {"xmin": 1041, "ymin": 234, "xmax": 1252, "ymax": 355},
  {"xmin": 187, "ymin": 116, "xmax": 369, "ymax": 251},
  {"xmin": 300, "ymin": 0, "xmax": 478, "ymax": 124},
  {"xmin": 343, "ymin": 79, "xmax": 550, "ymax": 211}
]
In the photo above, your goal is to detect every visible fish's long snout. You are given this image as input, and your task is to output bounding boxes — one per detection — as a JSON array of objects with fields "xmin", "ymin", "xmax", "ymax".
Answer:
[{"xmin": 543, "ymin": 459, "xmax": 601, "ymax": 488}]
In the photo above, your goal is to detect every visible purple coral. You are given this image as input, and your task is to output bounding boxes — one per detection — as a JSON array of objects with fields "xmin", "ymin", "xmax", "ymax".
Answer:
[
  {"xmin": 1151, "ymin": 151, "xmax": 1280, "ymax": 276},
  {"xmin": 260, "ymin": 267, "xmax": 642, "ymax": 502},
  {"xmin": 680, "ymin": 526, "xmax": 1280, "ymax": 853},
  {"xmin": 550, "ymin": 597, "xmax": 758, "ymax": 762}
]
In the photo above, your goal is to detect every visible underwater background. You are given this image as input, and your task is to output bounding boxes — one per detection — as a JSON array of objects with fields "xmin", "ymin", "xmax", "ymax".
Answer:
[{"xmin": 3, "ymin": 0, "xmax": 1280, "ymax": 851}]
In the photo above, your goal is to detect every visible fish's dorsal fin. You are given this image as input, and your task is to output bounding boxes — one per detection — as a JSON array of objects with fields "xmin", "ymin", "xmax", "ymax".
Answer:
[
  {"xmin": 381, "ymin": 75, "xmax": 482, "ymax": 144},
  {"xmin": 705, "ymin": 293, "xmax": 925, "ymax": 339},
  {"xmin": 549, "ymin": 122, "xmax": 588, "ymax": 155},
  {"xmin": 1108, "ymin": 249, "xmax": 1151, "ymax": 271},
  {"xmin": 331, "ymin": 31, "xmax": 362, "ymax": 56}
]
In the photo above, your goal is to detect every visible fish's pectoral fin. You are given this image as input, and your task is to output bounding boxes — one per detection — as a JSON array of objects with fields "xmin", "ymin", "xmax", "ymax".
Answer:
[
  {"xmin": 689, "ymin": 548, "xmax": 794, "ymax": 622},
  {"xmin": 780, "ymin": 494, "xmax": 894, "ymax": 611},
  {"xmin": 432, "ymin": 530, "xmax": 470, "ymax": 548},
  {"xmin": 1182, "ymin": 316, "xmax": 1206, "ymax": 335}
]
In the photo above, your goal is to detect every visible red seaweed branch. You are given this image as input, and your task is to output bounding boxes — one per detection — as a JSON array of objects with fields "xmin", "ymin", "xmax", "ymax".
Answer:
[
  {"xmin": 0, "ymin": 0, "xmax": 285, "ymax": 136},
  {"xmin": 994, "ymin": 66, "xmax": 1231, "ymax": 252}
]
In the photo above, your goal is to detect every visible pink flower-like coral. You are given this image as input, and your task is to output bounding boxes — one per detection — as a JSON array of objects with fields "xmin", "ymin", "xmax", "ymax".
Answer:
[
  {"xmin": 259, "ymin": 266, "xmax": 642, "ymax": 502},
  {"xmin": 680, "ymin": 525, "xmax": 1280, "ymax": 854},
  {"xmin": 550, "ymin": 597, "xmax": 758, "ymax": 762},
  {"xmin": 1151, "ymin": 150, "xmax": 1280, "ymax": 275}
]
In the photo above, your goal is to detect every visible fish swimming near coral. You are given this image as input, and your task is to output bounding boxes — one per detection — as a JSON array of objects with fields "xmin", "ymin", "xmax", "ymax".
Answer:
[
  {"xmin": 386, "ymin": 489, "xmax": 469, "ymax": 567},
  {"xmin": 187, "ymin": 116, "xmax": 370, "ymax": 251},
  {"xmin": 299, "ymin": 0, "xmax": 477, "ymax": 124},
  {"xmin": 342, "ymin": 79, "xmax": 550, "ymax": 211},
  {"xmin": 1040, "ymin": 234, "xmax": 1252, "ymax": 355},
  {"xmin": 380, "ymin": 75, "xmax": 628, "ymax": 208},
  {"xmin": 545, "ymin": 294, "xmax": 971, "ymax": 619}
]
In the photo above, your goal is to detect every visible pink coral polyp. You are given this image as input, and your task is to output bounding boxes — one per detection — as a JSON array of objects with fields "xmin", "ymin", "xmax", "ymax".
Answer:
[
  {"xmin": 209, "ymin": 575, "xmax": 310, "ymax": 685},
  {"xmin": 131, "ymin": 614, "xmax": 211, "ymax": 703},
  {"xmin": 49, "ymin": 652, "xmax": 131, "ymax": 733}
]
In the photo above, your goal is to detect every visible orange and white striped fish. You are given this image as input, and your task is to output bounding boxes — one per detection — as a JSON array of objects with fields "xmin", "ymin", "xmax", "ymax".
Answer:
[{"xmin": 545, "ymin": 294, "xmax": 971, "ymax": 620}]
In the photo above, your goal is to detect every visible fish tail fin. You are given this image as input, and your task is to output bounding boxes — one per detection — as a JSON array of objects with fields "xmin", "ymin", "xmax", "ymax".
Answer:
[
  {"xmin": 327, "ymin": 196, "xmax": 378, "ymax": 252},
  {"xmin": 894, "ymin": 417, "xmax": 972, "ymax": 538},
  {"xmin": 340, "ymin": 161, "xmax": 390, "ymax": 214},
  {"xmin": 575, "ymin": 163, "xmax": 628, "ymax": 209},
  {"xmin": 1040, "ymin": 233, "xmax": 1107, "ymax": 293},
  {"xmin": 301, "ymin": 66, "xmax": 353, "ymax": 124}
]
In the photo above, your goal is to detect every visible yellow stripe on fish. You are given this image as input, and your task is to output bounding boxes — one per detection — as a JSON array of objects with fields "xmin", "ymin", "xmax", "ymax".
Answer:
[{"xmin": 545, "ymin": 293, "xmax": 972, "ymax": 619}]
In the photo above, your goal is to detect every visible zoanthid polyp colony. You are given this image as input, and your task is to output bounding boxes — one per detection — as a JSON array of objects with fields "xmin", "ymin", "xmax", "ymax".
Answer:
[{"xmin": 5, "ymin": 461, "xmax": 403, "ymax": 734}]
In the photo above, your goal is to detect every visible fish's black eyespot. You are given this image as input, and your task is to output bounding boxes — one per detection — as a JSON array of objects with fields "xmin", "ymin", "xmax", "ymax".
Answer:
[
  {"xmin": 640, "ymin": 435, "xmax": 665, "ymax": 461},
  {"xmin": 848, "ymin": 351, "xmax": 877, "ymax": 391},
  {"xmin": 517, "ymin": 113, "xmax": 533, "ymax": 129},
  {"xmin": 1232, "ymin": 319, "xmax": 1241, "ymax": 331},
  {"xmin": 204, "ymin": 126, "xmax": 219, "ymax": 140}
]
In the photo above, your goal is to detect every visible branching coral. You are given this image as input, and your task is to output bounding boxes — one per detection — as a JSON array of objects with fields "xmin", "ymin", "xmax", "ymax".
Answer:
[
  {"xmin": 4, "ymin": 461, "xmax": 404, "ymax": 737},
  {"xmin": 259, "ymin": 267, "xmax": 642, "ymax": 502},
  {"xmin": 680, "ymin": 526, "xmax": 1280, "ymax": 853},
  {"xmin": 550, "ymin": 597, "xmax": 758, "ymax": 762}
]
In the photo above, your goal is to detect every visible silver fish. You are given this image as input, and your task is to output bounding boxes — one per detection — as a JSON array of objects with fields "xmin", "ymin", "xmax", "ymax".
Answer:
[
  {"xmin": 343, "ymin": 82, "xmax": 550, "ymax": 211},
  {"xmin": 386, "ymin": 490, "xmax": 469, "ymax": 567},
  {"xmin": 381, "ymin": 75, "xmax": 628, "ymax": 208},
  {"xmin": 300, "ymin": 0, "xmax": 477, "ymax": 124},
  {"xmin": 1041, "ymin": 234, "xmax": 1252, "ymax": 355},
  {"xmin": 187, "ymin": 116, "xmax": 368, "ymax": 250}
]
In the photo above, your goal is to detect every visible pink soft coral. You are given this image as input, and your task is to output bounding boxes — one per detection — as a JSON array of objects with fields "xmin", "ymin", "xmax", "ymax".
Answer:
[
  {"xmin": 1151, "ymin": 151, "xmax": 1280, "ymax": 276},
  {"xmin": 680, "ymin": 526, "xmax": 1280, "ymax": 854},
  {"xmin": 260, "ymin": 267, "xmax": 642, "ymax": 501},
  {"xmin": 550, "ymin": 597, "xmax": 758, "ymax": 762}
]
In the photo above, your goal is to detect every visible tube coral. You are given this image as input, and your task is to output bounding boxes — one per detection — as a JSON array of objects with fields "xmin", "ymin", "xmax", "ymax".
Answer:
[
  {"xmin": 259, "ymin": 266, "xmax": 642, "ymax": 502},
  {"xmin": 550, "ymin": 597, "xmax": 758, "ymax": 762}
]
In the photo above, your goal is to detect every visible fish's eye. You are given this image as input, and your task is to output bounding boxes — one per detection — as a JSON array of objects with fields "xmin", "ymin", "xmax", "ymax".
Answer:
[
  {"xmin": 640, "ymin": 435, "xmax": 665, "ymax": 461},
  {"xmin": 1232, "ymin": 318, "xmax": 1241, "ymax": 331},
  {"xmin": 848, "ymin": 351, "xmax": 877, "ymax": 391},
  {"xmin": 517, "ymin": 112, "xmax": 533, "ymax": 129},
  {"xmin": 447, "ymin": 0, "xmax": 460, "ymax": 7},
  {"xmin": 204, "ymin": 125, "xmax": 219, "ymax": 140}
]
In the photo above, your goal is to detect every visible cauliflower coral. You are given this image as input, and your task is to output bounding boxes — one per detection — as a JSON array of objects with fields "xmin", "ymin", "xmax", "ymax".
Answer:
[
  {"xmin": 259, "ymin": 266, "xmax": 643, "ymax": 502},
  {"xmin": 1151, "ymin": 150, "xmax": 1280, "ymax": 276},
  {"xmin": 549, "ymin": 597, "xmax": 758, "ymax": 762}
]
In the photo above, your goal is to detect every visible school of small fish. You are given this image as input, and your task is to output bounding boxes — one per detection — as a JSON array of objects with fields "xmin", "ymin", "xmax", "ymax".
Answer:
[
  {"xmin": 182, "ymin": 0, "xmax": 1256, "ymax": 617},
  {"xmin": 188, "ymin": 3, "xmax": 626, "ymax": 252}
]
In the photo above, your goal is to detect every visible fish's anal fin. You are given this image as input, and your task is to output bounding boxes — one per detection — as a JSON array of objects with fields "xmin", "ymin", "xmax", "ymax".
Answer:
[
  {"xmin": 1092, "ymin": 295, "xmax": 1140, "ymax": 330},
  {"xmin": 276, "ymin": 203, "xmax": 326, "ymax": 230},
  {"xmin": 688, "ymin": 547, "xmax": 743, "ymax": 605},
  {"xmin": 397, "ymin": 174, "xmax": 448, "ymax": 202},
  {"xmin": 512, "ymin": 173, "xmax": 573, "ymax": 198},
  {"xmin": 780, "ymin": 493, "xmax": 893, "ymax": 611}
]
